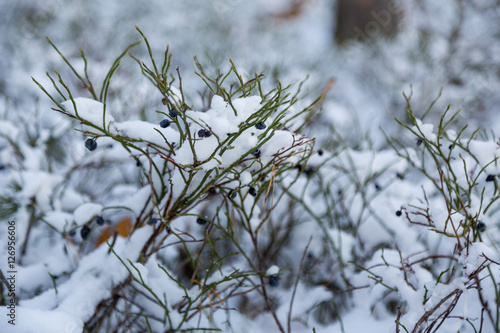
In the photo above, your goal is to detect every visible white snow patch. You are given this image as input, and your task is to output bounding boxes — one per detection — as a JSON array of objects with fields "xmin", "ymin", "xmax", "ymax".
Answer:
[
  {"xmin": 460, "ymin": 242, "xmax": 499, "ymax": 276},
  {"xmin": 61, "ymin": 98, "xmax": 114, "ymax": 128},
  {"xmin": 0, "ymin": 306, "xmax": 83, "ymax": 333},
  {"xmin": 266, "ymin": 265, "xmax": 279, "ymax": 275},
  {"xmin": 73, "ymin": 203, "xmax": 103, "ymax": 225},
  {"xmin": 413, "ymin": 119, "xmax": 437, "ymax": 142}
]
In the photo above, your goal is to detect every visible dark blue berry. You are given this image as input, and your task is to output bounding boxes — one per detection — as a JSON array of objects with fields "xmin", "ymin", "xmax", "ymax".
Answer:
[
  {"xmin": 165, "ymin": 226, "xmax": 172, "ymax": 233},
  {"xmin": 304, "ymin": 167, "xmax": 315, "ymax": 177},
  {"xmin": 416, "ymin": 139, "xmax": 423, "ymax": 146},
  {"xmin": 160, "ymin": 119, "xmax": 171, "ymax": 128},
  {"xmin": 95, "ymin": 216, "xmax": 105, "ymax": 226},
  {"xmin": 80, "ymin": 226, "xmax": 91, "ymax": 240},
  {"xmin": 228, "ymin": 190, "xmax": 237, "ymax": 199},
  {"xmin": 198, "ymin": 129, "xmax": 212, "ymax": 138},
  {"xmin": 85, "ymin": 138, "xmax": 97, "ymax": 151},
  {"xmin": 150, "ymin": 218, "xmax": 159, "ymax": 225},
  {"xmin": 249, "ymin": 187, "xmax": 257, "ymax": 197},
  {"xmin": 255, "ymin": 122, "xmax": 266, "ymax": 130},
  {"xmin": 196, "ymin": 217, "xmax": 208, "ymax": 225},
  {"xmin": 486, "ymin": 174, "xmax": 496, "ymax": 182},
  {"xmin": 252, "ymin": 149, "xmax": 261, "ymax": 158},
  {"xmin": 169, "ymin": 109, "xmax": 178, "ymax": 117},
  {"xmin": 207, "ymin": 188, "xmax": 219, "ymax": 197},
  {"xmin": 318, "ymin": 149, "xmax": 324, "ymax": 156},
  {"xmin": 374, "ymin": 183, "xmax": 381, "ymax": 191},
  {"xmin": 269, "ymin": 275, "xmax": 279, "ymax": 287},
  {"xmin": 477, "ymin": 222, "xmax": 486, "ymax": 232},
  {"xmin": 396, "ymin": 210, "xmax": 402, "ymax": 217}
]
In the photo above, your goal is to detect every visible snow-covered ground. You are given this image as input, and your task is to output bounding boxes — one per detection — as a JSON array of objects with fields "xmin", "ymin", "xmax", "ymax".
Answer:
[{"xmin": 1, "ymin": 0, "xmax": 500, "ymax": 332}]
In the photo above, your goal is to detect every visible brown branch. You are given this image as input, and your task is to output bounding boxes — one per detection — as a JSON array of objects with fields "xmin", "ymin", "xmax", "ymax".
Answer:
[{"xmin": 411, "ymin": 289, "xmax": 462, "ymax": 333}]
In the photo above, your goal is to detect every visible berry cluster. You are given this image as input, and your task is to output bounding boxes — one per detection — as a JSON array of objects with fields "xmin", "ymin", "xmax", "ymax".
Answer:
[
  {"xmin": 76, "ymin": 215, "xmax": 108, "ymax": 240},
  {"xmin": 198, "ymin": 129, "xmax": 212, "ymax": 138}
]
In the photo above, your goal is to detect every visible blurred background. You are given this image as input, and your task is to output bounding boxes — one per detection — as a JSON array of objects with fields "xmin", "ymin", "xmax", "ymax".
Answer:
[{"xmin": 1, "ymin": 0, "xmax": 499, "ymax": 147}]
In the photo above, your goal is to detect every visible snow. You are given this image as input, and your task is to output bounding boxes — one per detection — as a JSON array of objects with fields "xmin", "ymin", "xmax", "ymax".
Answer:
[
  {"xmin": 59, "ymin": 188, "xmax": 86, "ymax": 212},
  {"xmin": 119, "ymin": 186, "xmax": 151, "ymax": 216},
  {"xmin": 72, "ymin": 202, "xmax": 103, "ymax": 225},
  {"xmin": 128, "ymin": 261, "xmax": 149, "ymax": 285},
  {"xmin": 193, "ymin": 135, "xmax": 220, "ymax": 161},
  {"xmin": 44, "ymin": 210, "xmax": 73, "ymax": 231},
  {"xmin": 412, "ymin": 119, "xmax": 437, "ymax": 142},
  {"xmin": 468, "ymin": 140, "xmax": 499, "ymax": 170},
  {"xmin": 266, "ymin": 265, "xmax": 279, "ymax": 276},
  {"xmin": 239, "ymin": 171, "xmax": 252, "ymax": 186},
  {"xmin": 112, "ymin": 120, "xmax": 177, "ymax": 147},
  {"xmin": 17, "ymin": 263, "xmax": 53, "ymax": 292},
  {"xmin": 61, "ymin": 98, "xmax": 114, "ymax": 130},
  {"xmin": 0, "ymin": 306, "xmax": 83, "ymax": 333},
  {"xmin": 322, "ymin": 101, "xmax": 352, "ymax": 128},
  {"xmin": 0, "ymin": 121, "xmax": 19, "ymax": 140},
  {"xmin": 460, "ymin": 242, "xmax": 500, "ymax": 276},
  {"xmin": 18, "ymin": 171, "xmax": 63, "ymax": 210}
]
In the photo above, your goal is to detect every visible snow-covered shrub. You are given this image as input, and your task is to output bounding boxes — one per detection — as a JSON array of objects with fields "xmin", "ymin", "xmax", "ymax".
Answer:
[
  {"xmin": 382, "ymin": 95, "xmax": 500, "ymax": 333},
  {"xmin": 2, "ymin": 28, "xmax": 325, "ymax": 332}
]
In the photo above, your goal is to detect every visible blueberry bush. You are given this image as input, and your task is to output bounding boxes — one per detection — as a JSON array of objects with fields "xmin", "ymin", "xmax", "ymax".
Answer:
[{"xmin": 22, "ymin": 28, "xmax": 321, "ymax": 332}]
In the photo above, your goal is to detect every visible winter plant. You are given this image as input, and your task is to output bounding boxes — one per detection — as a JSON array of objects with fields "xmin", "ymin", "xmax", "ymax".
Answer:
[
  {"xmin": 385, "ymin": 94, "xmax": 500, "ymax": 333},
  {"xmin": 23, "ymin": 27, "xmax": 320, "ymax": 332},
  {"xmin": 1, "ymin": 27, "xmax": 500, "ymax": 333}
]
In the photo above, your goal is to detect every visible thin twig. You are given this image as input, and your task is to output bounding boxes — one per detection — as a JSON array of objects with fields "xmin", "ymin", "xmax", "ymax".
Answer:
[{"xmin": 287, "ymin": 237, "xmax": 313, "ymax": 333}]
